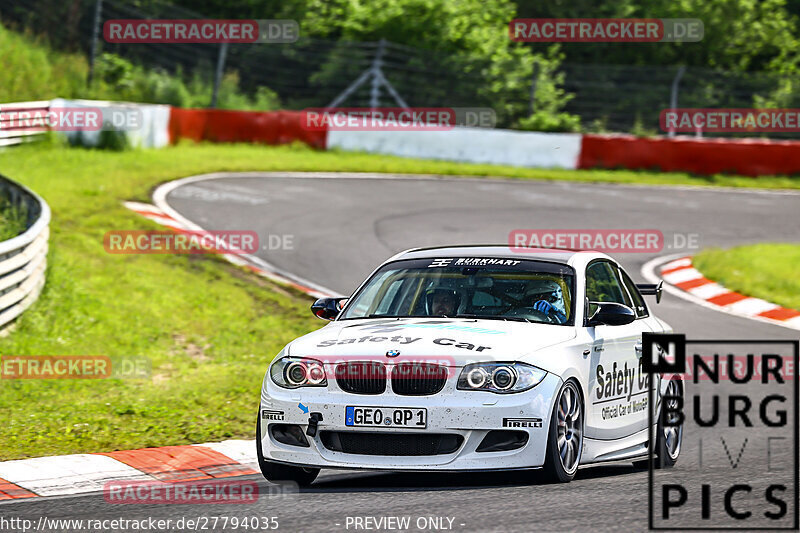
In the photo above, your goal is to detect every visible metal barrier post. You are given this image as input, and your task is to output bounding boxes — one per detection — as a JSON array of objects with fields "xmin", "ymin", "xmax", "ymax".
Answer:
[
  {"xmin": 87, "ymin": 0, "xmax": 104, "ymax": 87},
  {"xmin": 210, "ymin": 42, "xmax": 230, "ymax": 109}
]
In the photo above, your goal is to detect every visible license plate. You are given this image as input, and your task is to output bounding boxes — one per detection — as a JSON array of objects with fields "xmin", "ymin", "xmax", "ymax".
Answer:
[{"xmin": 345, "ymin": 406, "xmax": 427, "ymax": 429}]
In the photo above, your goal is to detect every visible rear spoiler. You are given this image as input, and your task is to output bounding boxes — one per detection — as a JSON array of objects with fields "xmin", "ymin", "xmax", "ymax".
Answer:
[{"xmin": 636, "ymin": 281, "xmax": 663, "ymax": 303}]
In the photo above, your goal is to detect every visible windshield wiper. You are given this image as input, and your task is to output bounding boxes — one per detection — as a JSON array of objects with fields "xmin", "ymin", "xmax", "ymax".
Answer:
[
  {"xmin": 451, "ymin": 314, "xmax": 533, "ymax": 323},
  {"xmin": 351, "ymin": 314, "xmax": 533, "ymax": 323},
  {"xmin": 364, "ymin": 314, "xmax": 431, "ymax": 319}
]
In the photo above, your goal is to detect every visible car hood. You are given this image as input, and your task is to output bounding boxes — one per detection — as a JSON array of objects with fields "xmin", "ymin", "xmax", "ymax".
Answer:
[{"xmin": 286, "ymin": 317, "xmax": 576, "ymax": 367}]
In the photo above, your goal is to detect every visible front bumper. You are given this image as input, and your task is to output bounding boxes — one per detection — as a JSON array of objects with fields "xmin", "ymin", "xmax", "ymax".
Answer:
[{"xmin": 258, "ymin": 371, "xmax": 562, "ymax": 471}]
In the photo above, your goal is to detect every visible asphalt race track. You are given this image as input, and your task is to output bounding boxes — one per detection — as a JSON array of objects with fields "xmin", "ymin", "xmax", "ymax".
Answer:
[{"xmin": 5, "ymin": 174, "xmax": 800, "ymax": 532}]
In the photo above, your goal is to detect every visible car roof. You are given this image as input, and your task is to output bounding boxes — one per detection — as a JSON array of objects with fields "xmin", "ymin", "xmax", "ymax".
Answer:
[{"xmin": 392, "ymin": 244, "xmax": 607, "ymax": 266}]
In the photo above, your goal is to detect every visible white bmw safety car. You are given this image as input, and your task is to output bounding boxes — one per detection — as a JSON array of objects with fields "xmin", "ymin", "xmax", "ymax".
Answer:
[{"xmin": 257, "ymin": 245, "xmax": 683, "ymax": 484}]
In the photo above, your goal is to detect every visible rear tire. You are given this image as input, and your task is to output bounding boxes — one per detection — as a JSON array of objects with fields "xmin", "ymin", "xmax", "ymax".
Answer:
[
  {"xmin": 255, "ymin": 416, "xmax": 319, "ymax": 486},
  {"xmin": 541, "ymin": 380, "xmax": 583, "ymax": 483}
]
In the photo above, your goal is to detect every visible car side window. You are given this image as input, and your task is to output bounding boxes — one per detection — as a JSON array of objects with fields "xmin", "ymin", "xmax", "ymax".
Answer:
[
  {"xmin": 585, "ymin": 261, "xmax": 630, "ymax": 316},
  {"xmin": 618, "ymin": 268, "xmax": 648, "ymax": 318}
]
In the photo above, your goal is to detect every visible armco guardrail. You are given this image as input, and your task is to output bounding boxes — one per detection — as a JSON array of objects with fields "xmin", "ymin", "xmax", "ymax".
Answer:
[
  {"xmin": 0, "ymin": 174, "xmax": 49, "ymax": 331},
  {"xmin": 0, "ymin": 100, "xmax": 51, "ymax": 147}
]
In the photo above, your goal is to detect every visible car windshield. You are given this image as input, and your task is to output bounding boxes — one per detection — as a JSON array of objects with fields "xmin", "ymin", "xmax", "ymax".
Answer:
[{"xmin": 339, "ymin": 257, "xmax": 575, "ymax": 325}]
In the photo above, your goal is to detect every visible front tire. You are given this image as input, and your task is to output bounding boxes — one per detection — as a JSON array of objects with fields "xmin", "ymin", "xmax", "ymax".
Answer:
[
  {"xmin": 655, "ymin": 377, "xmax": 683, "ymax": 468},
  {"xmin": 255, "ymin": 416, "xmax": 319, "ymax": 486},
  {"xmin": 542, "ymin": 380, "xmax": 584, "ymax": 483}
]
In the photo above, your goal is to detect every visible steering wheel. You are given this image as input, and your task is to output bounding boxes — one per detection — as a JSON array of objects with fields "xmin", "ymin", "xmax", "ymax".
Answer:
[
  {"xmin": 506, "ymin": 307, "xmax": 556, "ymax": 324},
  {"xmin": 472, "ymin": 304, "xmax": 514, "ymax": 315}
]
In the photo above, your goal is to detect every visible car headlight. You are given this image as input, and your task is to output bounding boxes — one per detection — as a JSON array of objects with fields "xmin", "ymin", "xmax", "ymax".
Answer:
[
  {"xmin": 270, "ymin": 356, "xmax": 327, "ymax": 389},
  {"xmin": 457, "ymin": 362, "xmax": 546, "ymax": 394}
]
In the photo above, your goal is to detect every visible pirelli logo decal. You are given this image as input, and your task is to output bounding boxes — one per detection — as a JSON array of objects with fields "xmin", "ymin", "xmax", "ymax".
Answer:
[
  {"xmin": 261, "ymin": 409, "xmax": 284, "ymax": 421},
  {"xmin": 503, "ymin": 417, "xmax": 542, "ymax": 428}
]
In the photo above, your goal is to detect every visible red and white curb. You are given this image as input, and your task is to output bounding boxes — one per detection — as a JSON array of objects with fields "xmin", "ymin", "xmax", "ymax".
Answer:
[
  {"xmin": 124, "ymin": 200, "xmax": 336, "ymax": 300},
  {"xmin": 0, "ymin": 440, "xmax": 257, "ymax": 501},
  {"xmin": 0, "ymin": 193, "xmax": 333, "ymax": 502},
  {"xmin": 644, "ymin": 254, "xmax": 800, "ymax": 331}
]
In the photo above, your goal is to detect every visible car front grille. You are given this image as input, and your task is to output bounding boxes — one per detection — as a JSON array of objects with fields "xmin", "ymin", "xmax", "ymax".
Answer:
[
  {"xmin": 391, "ymin": 363, "xmax": 448, "ymax": 395},
  {"xmin": 335, "ymin": 361, "xmax": 387, "ymax": 394},
  {"xmin": 320, "ymin": 431, "xmax": 463, "ymax": 456}
]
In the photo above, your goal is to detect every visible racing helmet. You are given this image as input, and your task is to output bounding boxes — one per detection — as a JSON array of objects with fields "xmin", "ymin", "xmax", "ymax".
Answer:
[
  {"xmin": 525, "ymin": 279, "xmax": 563, "ymax": 304},
  {"xmin": 425, "ymin": 288, "xmax": 460, "ymax": 316}
]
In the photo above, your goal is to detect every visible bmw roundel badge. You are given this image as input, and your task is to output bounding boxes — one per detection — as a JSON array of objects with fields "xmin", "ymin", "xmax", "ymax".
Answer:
[{"xmin": 386, "ymin": 349, "xmax": 400, "ymax": 357}]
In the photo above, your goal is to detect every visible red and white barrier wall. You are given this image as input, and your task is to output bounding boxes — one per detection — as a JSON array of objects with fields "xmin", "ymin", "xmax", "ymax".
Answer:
[
  {"xmin": 168, "ymin": 108, "xmax": 326, "ymax": 148},
  {"xmin": 325, "ymin": 130, "xmax": 800, "ymax": 177},
  {"xmin": 578, "ymin": 134, "xmax": 800, "ymax": 177},
  {"xmin": 165, "ymin": 108, "xmax": 800, "ymax": 177},
  {"xmin": 53, "ymin": 99, "xmax": 171, "ymax": 149},
  {"xmin": 34, "ymin": 101, "xmax": 800, "ymax": 177},
  {"xmin": 326, "ymin": 128, "xmax": 584, "ymax": 169}
]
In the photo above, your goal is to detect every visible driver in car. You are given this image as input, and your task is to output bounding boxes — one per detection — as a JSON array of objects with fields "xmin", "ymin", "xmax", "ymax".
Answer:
[
  {"xmin": 429, "ymin": 289, "xmax": 459, "ymax": 317},
  {"xmin": 527, "ymin": 280, "xmax": 567, "ymax": 323}
]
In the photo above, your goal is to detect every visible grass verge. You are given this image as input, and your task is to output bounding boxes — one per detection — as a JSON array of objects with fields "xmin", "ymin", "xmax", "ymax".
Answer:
[
  {"xmin": 0, "ymin": 141, "xmax": 798, "ymax": 461},
  {"xmin": 693, "ymin": 244, "xmax": 800, "ymax": 311},
  {"xmin": 0, "ymin": 196, "xmax": 27, "ymax": 241}
]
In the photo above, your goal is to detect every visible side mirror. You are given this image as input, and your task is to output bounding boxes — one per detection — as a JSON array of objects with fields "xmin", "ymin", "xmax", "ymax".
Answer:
[
  {"xmin": 588, "ymin": 302, "xmax": 636, "ymax": 326},
  {"xmin": 311, "ymin": 297, "xmax": 347, "ymax": 321}
]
